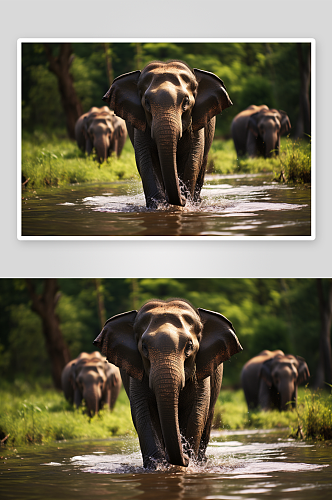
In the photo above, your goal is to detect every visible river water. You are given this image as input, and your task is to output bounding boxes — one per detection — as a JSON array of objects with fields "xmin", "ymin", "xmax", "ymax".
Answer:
[
  {"xmin": 21, "ymin": 174, "xmax": 312, "ymax": 238},
  {"xmin": 1, "ymin": 429, "xmax": 330, "ymax": 499}
]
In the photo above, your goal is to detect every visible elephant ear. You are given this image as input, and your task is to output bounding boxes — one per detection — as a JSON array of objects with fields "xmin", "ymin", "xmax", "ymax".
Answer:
[
  {"xmin": 102, "ymin": 71, "xmax": 146, "ymax": 132},
  {"xmin": 260, "ymin": 359, "xmax": 274, "ymax": 388},
  {"xmin": 93, "ymin": 310, "xmax": 144, "ymax": 381},
  {"xmin": 191, "ymin": 69, "xmax": 233, "ymax": 132},
  {"xmin": 195, "ymin": 308, "xmax": 242, "ymax": 380},
  {"xmin": 278, "ymin": 110, "xmax": 291, "ymax": 135},
  {"xmin": 295, "ymin": 355, "xmax": 310, "ymax": 385}
]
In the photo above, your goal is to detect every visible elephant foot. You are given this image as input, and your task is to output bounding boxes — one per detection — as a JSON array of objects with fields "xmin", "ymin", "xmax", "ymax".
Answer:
[{"xmin": 143, "ymin": 456, "xmax": 169, "ymax": 470}]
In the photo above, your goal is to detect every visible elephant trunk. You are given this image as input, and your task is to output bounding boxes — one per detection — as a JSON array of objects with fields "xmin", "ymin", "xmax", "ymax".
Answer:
[
  {"xmin": 150, "ymin": 359, "xmax": 189, "ymax": 467},
  {"xmin": 83, "ymin": 386, "xmax": 100, "ymax": 417},
  {"xmin": 94, "ymin": 138, "xmax": 108, "ymax": 164},
  {"xmin": 264, "ymin": 133, "xmax": 278, "ymax": 158},
  {"xmin": 279, "ymin": 381, "xmax": 294, "ymax": 411},
  {"xmin": 151, "ymin": 113, "xmax": 185, "ymax": 207}
]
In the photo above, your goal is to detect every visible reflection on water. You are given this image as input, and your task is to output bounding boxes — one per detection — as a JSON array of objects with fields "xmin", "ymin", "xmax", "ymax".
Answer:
[
  {"xmin": 1, "ymin": 430, "xmax": 330, "ymax": 499},
  {"xmin": 21, "ymin": 174, "xmax": 312, "ymax": 237}
]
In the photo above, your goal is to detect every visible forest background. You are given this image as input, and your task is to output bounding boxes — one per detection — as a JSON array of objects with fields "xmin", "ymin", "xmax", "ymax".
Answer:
[
  {"xmin": 22, "ymin": 41, "xmax": 311, "ymax": 140},
  {"xmin": 1, "ymin": 278, "xmax": 331, "ymax": 392}
]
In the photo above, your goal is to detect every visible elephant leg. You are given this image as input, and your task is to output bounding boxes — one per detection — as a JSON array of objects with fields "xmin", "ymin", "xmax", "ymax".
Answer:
[
  {"xmin": 133, "ymin": 128, "xmax": 167, "ymax": 208},
  {"xmin": 246, "ymin": 130, "xmax": 258, "ymax": 157},
  {"xmin": 180, "ymin": 377, "xmax": 211, "ymax": 460},
  {"xmin": 129, "ymin": 378, "xmax": 166, "ymax": 468},
  {"xmin": 179, "ymin": 128, "xmax": 205, "ymax": 201},
  {"xmin": 258, "ymin": 380, "xmax": 272, "ymax": 411},
  {"xmin": 198, "ymin": 366, "xmax": 223, "ymax": 461}
]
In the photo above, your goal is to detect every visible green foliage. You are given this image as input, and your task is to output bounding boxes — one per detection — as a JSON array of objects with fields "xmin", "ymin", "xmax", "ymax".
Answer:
[
  {"xmin": 22, "ymin": 41, "xmax": 310, "ymax": 138},
  {"xmin": 0, "ymin": 278, "xmax": 326, "ymax": 386},
  {"xmin": 274, "ymin": 137, "xmax": 311, "ymax": 184}
]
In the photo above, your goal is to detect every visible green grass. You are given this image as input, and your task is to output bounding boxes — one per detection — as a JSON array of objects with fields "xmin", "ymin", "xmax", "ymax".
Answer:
[
  {"xmin": 22, "ymin": 131, "xmax": 139, "ymax": 189},
  {"xmin": 2, "ymin": 382, "xmax": 329, "ymax": 452},
  {"xmin": 214, "ymin": 388, "xmax": 299, "ymax": 431},
  {"xmin": 208, "ymin": 138, "xmax": 280, "ymax": 175},
  {"xmin": 290, "ymin": 387, "xmax": 332, "ymax": 440},
  {"xmin": 21, "ymin": 132, "xmax": 310, "ymax": 190},
  {"xmin": 0, "ymin": 380, "xmax": 134, "ymax": 448},
  {"xmin": 273, "ymin": 137, "xmax": 311, "ymax": 184}
]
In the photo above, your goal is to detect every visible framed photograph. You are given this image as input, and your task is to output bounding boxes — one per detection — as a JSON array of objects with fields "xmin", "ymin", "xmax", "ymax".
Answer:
[{"xmin": 18, "ymin": 38, "xmax": 315, "ymax": 240}]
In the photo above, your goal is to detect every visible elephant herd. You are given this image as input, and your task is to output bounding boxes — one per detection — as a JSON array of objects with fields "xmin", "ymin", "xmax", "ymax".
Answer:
[
  {"xmin": 62, "ymin": 298, "xmax": 309, "ymax": 470},
  {"xmin": 75, "ymin": 59, "xmax": 291, "ymax": 208}
]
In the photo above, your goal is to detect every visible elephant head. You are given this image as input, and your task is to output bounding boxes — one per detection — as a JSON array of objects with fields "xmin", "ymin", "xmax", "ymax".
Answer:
[
  {"xmin": 248, "ymin": 108, "xmax": 291, "ymax": 157},
  {"xmin": 260, "ymin": 354, "xmax": 310, "ymax": 410},
  {"xmin": 84, "ymin": 114, "xmax": 114, "ymax": 164},
  {"xmin": 93, "ymin": 298, "xmax": 242, "ymax": 467},
  {"xmin": 103, "ymin": 60, "xmax": 232, "ymax": 206},
  {"xmin": 71, "ymin": 357, "xmax": 107, "ymax": 416}
]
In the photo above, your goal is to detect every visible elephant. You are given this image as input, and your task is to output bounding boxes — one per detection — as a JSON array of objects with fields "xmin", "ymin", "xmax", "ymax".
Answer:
[
  {"xmin": 103, "ymin": 358, "xmax": 122, "ymax": 410},
  {"xmin": 241, "ymin": 349, "xmax": 310, "ymax": 411},
  {"xmin": 111, "ymin": 115, "xmax": 127, "ymax": 158},
  {"xmin": 93, "ymin": 298, "xmax": 242, "ymax": 469},
  {"xmin": 74, "ymin": 107, "xmax": 101, "ymax": 152},
  {"xmin": 102, "ymin": 60, "xmax": 233, "ymax": 208},
  {"xmin": 75, "ymin": 107, "xmax": 116, "ymax": 164},
  {"xmin": 231, "ymin": 104, "xmax": 291, "ymax": 158},
  {"xmin": 61, "ymin": 351, "xmax": 121, "ymax": 416}
]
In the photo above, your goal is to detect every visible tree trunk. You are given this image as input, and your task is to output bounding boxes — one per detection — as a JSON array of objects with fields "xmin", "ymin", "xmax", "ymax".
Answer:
[
  {"xmin": 315, "ymin": 279, "xmax": 332, "ymax": 388},
  {"xmin": 44, "ymin": 43, "xmax": 83, "ymax": 139},
  {"xmin": 295, "ymin": 43, "xmax": 311, "ymax": 139},
  {"xmin": 94, "ymin": 278, "xmax": 107, "ymax": 329},
  {"xmin": 25, "ymin": 279, "xmax": 71, "ymax": 389},
  {"xmin": 103, "ymin": 43, "xmax": 114, "ymax": 86}
]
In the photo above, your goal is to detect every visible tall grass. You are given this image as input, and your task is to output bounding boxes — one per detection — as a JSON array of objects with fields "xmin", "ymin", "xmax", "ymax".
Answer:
[
  {"xmin": 21, "ymin": 132, "xmax": 309, "ymax": 191},
  {"xmin": 1, "ymin": 383, "xmax": 330, "ymax": 451},
  {"xmin": 273, "ymin": 137, "xmax": 311, "ymax": 184},
  {"xmin": 214, "ymin": 388, "xmax": 298, "ymax": 430},
  {"xmin": 0, "ymin": 380, "xmax": 134, "ymax": 448},
  {"xmin": 291, "ymin": 387, "xmax": 332, "ymax": 440},
  {"xmin": 208, "ymin": 138, "xmax": 279, "ymax": 175},
  {"xmin": 22, "ymin": 131, "xmax": 138, "ymax": 189}
]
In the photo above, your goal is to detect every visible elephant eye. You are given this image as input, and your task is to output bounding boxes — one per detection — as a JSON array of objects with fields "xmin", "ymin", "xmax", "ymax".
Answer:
[
  {"xmin": 144, "ymin": 98, "xmax": 151, "ymax": 112},
  {"xmin": 141, "ymin": 341, "xmax": 149, "ymax": 358},
  {"xmin": 182, "ymin": 96, "xmax": 190, "ymax": 111},
  {"xmin": 185, "ymin": 340, "xmax": 193, "ymax": 357}
]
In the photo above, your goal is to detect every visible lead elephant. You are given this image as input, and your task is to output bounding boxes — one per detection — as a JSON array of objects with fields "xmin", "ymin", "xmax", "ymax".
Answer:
[
  {"xmin": 231, "ymin": 105, "xmax": 291, "ymax": 158},
  {"xmin": 61, "ymin": 351, "xmax": 121, "ymax": 416},
  {"xmin": 93, "ymin": 298, "xmax": 242, "ymax": 469},
  {"xmin": 241, "ymin": 350, "xmax": 310, "ymax": 411},
  {"xmin": 102, "ymin": 60, "xmax": 232, "ymax": 208}
]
